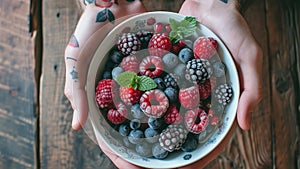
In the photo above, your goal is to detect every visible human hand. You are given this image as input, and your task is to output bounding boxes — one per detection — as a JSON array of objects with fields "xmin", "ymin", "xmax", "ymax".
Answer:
[
  {"xmin": 178, "ymin": 0, "xmax": 262, "ymax": 168},
  {"xmin": 64, "ymin": 0, "xmax": 146, "ymax": 130}
]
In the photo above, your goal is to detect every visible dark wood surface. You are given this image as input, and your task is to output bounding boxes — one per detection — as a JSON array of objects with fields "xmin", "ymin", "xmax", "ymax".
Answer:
[{"xmin": 0, "ymin": 0, "xmax": 299, "ymax": 169}]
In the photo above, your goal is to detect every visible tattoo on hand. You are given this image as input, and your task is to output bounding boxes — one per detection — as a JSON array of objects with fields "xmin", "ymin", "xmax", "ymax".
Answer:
[
  {"xmin": 70, "ymin": 66, "xmax": 79, "ymax": 81},
  {"xmin": 68, "ymin": 35, "xmax": 79, "ymax": 48},
  {"xmin": 66, "ymin": 56, "xmax": 78, "ymax": 62},
  {"xmin": 96, "ymin": 8, "xmax": 115, "ymax": 23},
  {"xmin": 220, "ymin": 0, "xmax": 228, "ymax": 3}
]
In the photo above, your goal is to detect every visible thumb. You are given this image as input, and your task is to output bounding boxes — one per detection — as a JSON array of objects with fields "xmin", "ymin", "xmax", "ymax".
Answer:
[{"xmin": 72, "ymin": 88, "xmax": 89, "ymax": 130}]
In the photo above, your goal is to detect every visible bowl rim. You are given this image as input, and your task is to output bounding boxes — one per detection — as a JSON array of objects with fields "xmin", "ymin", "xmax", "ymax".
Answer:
[{"xmin": 86, "ymin": 11, "xmax": 240, "ymax": 169}]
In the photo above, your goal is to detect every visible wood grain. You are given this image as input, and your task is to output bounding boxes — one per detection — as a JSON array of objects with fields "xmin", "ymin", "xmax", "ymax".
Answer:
[{"xmin": 0, "ymin": 0, "xmax": 36, "ymax": 169}]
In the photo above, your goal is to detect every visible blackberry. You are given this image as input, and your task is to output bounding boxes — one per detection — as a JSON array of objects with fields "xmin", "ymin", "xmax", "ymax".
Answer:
[
  {"xmin": 214, "ymin": 84, "xmax": 233, "ymax": 106},
  {"xmin": 159, "ymin": 124, "xmax": 188, "ymax": 152},
  {"xmin": 164, "ymin": 73, "xmax": 179, "ymax": 89},
  {"xmin": 117, "ymin": 33, "xmax": 141, "ymax": 56},
  {"xmin": 185, "ymin": 59, "xmax": 212, "ymax": 84},
  {"xmin": 136, "ymin": 30, "xmax": 153, "ymax": 49}
]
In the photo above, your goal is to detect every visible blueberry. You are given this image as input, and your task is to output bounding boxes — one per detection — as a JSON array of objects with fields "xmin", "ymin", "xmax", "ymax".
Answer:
[
  {"xmin": 154, "ymin": 77, "xmax": 166, "ymax": 91},
  {"xmin": 212, "ymin": 61, "xmax": 226, "ymax": 77},
  {"xmin": 110, "ymin": 51, "xmax": 124, "ymax": 64},
  {"xmin": 152, "ymin": 143, "xmax": 169, "ymax": 159},
  {"xmin": 128, "ymin": 129, "xmax": 144, "ymax": 144},
  {"xmin": 135, "ymin": 142, "xmax": 152, "ymax": 157},
  {"xmin": 181, "ymin": 133, "xmax": 198, "ymax": 152},
  {"xmin": 131, "ymin": 104, "xmax": 145, "ymax": 119},
  {"xmin": 112, "ymin": 66, "xmax": 124, "ymax": 81},
  {"xmin": 119, "ymin": 124, "xmax": 131, "ymax": 136},
  {"xmin": 174, "ymin": 63, "xmax": 186, "ymax": 77},
  {"xmin": 130, "ymin": 119, "xmax": 141, "ymax": 130},
  {"xmin": 162, "ymin": 53, "xmax": 179, "ymax": 69},
  {"xmin": 102, "ymin": 70, "xmax": 112, "ymax": 79},
  {"xmin": 164, "ymin": 87, "xmax": 178, "ymax": 103},
  {"xmin": 178, "ymin": 48, "xmax": 193, "ymax": 63},
  {"xmin": 148, "ymin": 117, "xmax": 165, "ymax": 130},
  {"xmin": 144, "ymin": 127, "xmax": 159, "ymax": 143}
]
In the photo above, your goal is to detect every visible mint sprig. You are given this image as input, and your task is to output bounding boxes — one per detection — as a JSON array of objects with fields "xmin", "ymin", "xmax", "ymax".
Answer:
[
  {"xmin": 169, "ymin": 16, "xmax": 197, "ymax": 43},
  {"xmin": 116, "ymin": 71, "xmax": 157, "ymax": 91}
]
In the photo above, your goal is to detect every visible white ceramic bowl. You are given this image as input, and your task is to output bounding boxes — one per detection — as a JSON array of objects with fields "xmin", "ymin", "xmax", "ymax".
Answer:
[{"xmin": 86, "ymin": 11, "xmax": 239, "ymax": 169}]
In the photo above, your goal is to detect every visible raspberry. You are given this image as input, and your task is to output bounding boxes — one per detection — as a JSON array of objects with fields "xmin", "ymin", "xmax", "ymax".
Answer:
[
  {"xmin": 119, "ymin": 86, "xmax": 143, "ymax": 106},
  {"xmin": 148, "ymin": 34, "xmax": 172, "ymax": 57},
  {"xmin": 159, "ymin": 124, "xmax": 188, "ymax": 152},
  {"xmin": 193, "ymin": 37, "xmax": 218, "ymax": 59},
  {"xmin": 117, "ymin": 32, "xmax": 141, "ymax": 56},
  {"xmin": 95, "ymin": 79, "xmax": 116, "ymax": 108},
  {"xmin": 107, "ymin": 102, "xmax": 128, "ymax": 124},
  {"xmin": 184, "ymin": 108, "xmax": 209, "ymax": 134},
  {"xmin": 120, "ymin": 55, "xmax": 140, "ymax": 73},
  {"xmin": 185, "ymin": 59, "xmax": 212, "ymax": 84},
  {"xmin": 198, "ymin": 79, "xmax": 212, "ymax": 100},
  {"xmin": 139, "ymin": 56, "xmax": 163, "ymax": 78},
  {"xmin": 179, "ymin": 85, "xmax": 200, "ymax": 109},
  {"xmin": 164, "ymin": 105, "xmax": 183, "ymax": 124},
  {"xmin": 140, "ymin": 89, "xmax": 169, "ymax": 118}
]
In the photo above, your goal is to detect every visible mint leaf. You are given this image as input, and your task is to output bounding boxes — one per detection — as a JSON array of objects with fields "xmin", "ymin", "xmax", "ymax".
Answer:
[
  {"xmin": 137, "ymin": 76, "xmax": 157, "ymax": 91},
  {"xmin": 116, "ymin": 71, "xmax": 137, "ymax": 87},
  {"xmin": 169, "ymin": 17, "xmax": 197, "ymax": 43}
]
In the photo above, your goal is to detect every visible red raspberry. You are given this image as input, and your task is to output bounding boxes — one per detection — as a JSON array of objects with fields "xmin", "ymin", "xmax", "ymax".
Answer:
[
  {"xmin": 184, "ymin": 108, "xmax": 209, "ymax": 134},
  {"xmin": 210, "ymin": 116, "xmax": 219, "ymax": 125},
  {"xmin": 120, "ymin": 55, "xmax": 139, "ymax": 73},
  {"xmin": 140, "ymin": 89, "xmax": 169, "ymax": 118},
  {"xmin": 148, "ymin": 34, "xmax": 172, "ymax": 57},
  {"xmin": 107, "ymin": 102, "xmax": 128, "ymax": 124},
  {"xmin": 164, "ymin": 105, "xmax": 183, "ymax": 124},
  {"xmin": 95, "ymin": 79, "xmax": 116, "ymax": 108},
  {"xmin": 179, "ymin": 85, "xmax": 200, "ymax": 109},
  {"xmin": 193, "ymin": 37, "xmax": 218, "ymax": 59},
  {"xmin": 198, "ymin": 79, "xmax": 212, "ymax": 100},
  {"xmin": 119, "ymin": 86, "xmax": 143, "ymax": 106},
  {"xmin": 154, "ymin": 22, "xmax": 165, "ymax": 33},
  {"xmin": 139, "ymin": 56, "xmax": 163, "ymax": 78}
]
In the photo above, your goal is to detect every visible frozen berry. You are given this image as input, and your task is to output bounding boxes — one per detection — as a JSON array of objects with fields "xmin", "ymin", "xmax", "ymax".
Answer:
[
  {"xmin": 159, "ymin": 124, "xmax": 188, "ymax": 152},
  {"xmin": 181, "ymin": 133, "xmax": 198, "ymax": 152},
  {"xmin": 179, "ymin": 85, "xmax": 200, "ymax": 109},
  {"xmin": 193, "ymin": 37, "xmax": 218, "ymax": 59},
  {"xmin": 185, "ymin": 108, "xmax": 209, "ymax": 134},
  {"xmin": 107, "ymin": 102, "xmax": 128, "ymax": 124},
  {"xmin": 139, "ymin": 56, "xmax": 163, "ymax": 78},
  {"xmin": 162, "ymin": 53, "xmax": 179, "ymax": 69},
  {"xmin": 136, "ymin": 30, "xmax": 153, "ymax": 49},
  {"xmin": 112, "ymin": 66, "xmax": 124, "ymax": 81},
  {"xmin": 164, "ymin": 105, "xmax": 183, "ymax": 124},
  {"xmin": 198, "ymin": 80, "xmax": 212, "ymax": 100},
  {"xmin": 144, "ymin": 127, "xmax": 159, "ymax": 143},
  {"xmin": 131, "ymin": 104, "xmax": 145, "ymax": 119},
  {"xmin": 120, "ymin": 55, "xmax": 140, "ymax": 73},
  {"xmin": 102, "ymin": 70, "xmax": 112, "ymax": 79},
  {"xmin": 120, "ymin": 87, "xmax": 143, "ymax": 106},
  {"xmin": 152, "ymin": 143, "xmax": 169, "ymax": 159},
  {"xmin": 117, "ymin": 32, "xmax": 141, "ymax": 56},
  {"xmin": 164, "ymin": 87, "xmax": 178, "ymax": 103},
  {"xmin": 128, "ymin": 129, "xmax": 144, "ymax": 144},
  {"xmin": 214, "ymin": 84, "xmax": 233, "ymax": 106},
  {"xmin": 148, "ymin": 117, "xmax": 165, "ymax": 130},
  {"xmin": 148, "ymin": 34, "xmax": 172, "ymax": 57},
  {"xmin": 154, "ymin": 22, "xmax": 165, "ymax": 33},
  {"xmin": 110, "ymin": 50, "xmax": 124, "ymax": 64},
  {"xmin": 140, "ymin": 89, "xmax": 169, "ymax": 118},
  {"xmin": 164, "ymin": 74, "xmax": 179, "ymax": 89},
  {"xmin": 95, "ymin": 79, "xmax": 116, "ymax": 108},
  {"xmin": 178, "ymin": 47, "xmax": 193, "ymax": 63},
  {"xmin": 119, "ymin": 124, "xmax": 131, "ymax": 136},
  {"xmin": 185, "ymin": 59, "xmax": 212, "ymax": 84},
  {"xmin": 130, "ymin": 119, "xmax": 141, "ymax": 130},
  {"xmin": 153, "ymin": 77, "xmax": 166, "ymax": 91}
]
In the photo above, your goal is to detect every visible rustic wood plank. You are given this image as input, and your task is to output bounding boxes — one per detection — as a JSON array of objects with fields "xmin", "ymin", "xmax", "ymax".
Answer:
[
  {"xmin": 40, "ymin": 0, "xmax": 116, "ymax": 169},
  {"xmin": 0, "ymin": 0, "xmax": 36, "ymax": 169},
  {"xmin": 266, "ymin": 0, "xmax": 300, "ymax": 168}
]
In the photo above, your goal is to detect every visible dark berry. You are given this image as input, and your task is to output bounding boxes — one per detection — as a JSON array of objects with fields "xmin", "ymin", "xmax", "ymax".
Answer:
[
  {"xmin": 110, "ymin": 50, "xmax": 124, "ymax": 64},
  {"xmin": 131, "ymin": 104, "xmax": 145, "ymax": 119},
  {"xmin": 148, "ymin": 117, "xmax": 165, "ymax": 130},
  {"xmin": 185, "ymin": 59, "xmax": 212, "ymax": 84},
  {"xmin": 178, "ymin": 47, "xmax": 193, "ymax": 63},
  {"xmin": 162, "ymin": 53, "xmax": 179, "ymax": 69},
  {"xmin": 164, "ymin": 87, "xmax": 178, "ymax": 103},
  {"xmin": 152, "ymin": 143, "xmax": 169, "ymax": 159},
  {"xmin": 164, "ymin": 74, "xmax": 179, "ymax": 89},
  {"xmin": 135, "ymin": 142, "xmax": 152, "ymax": 157},
  {"xmin": 130, "ymin": 119, "xmax": 141, "ymax": 130},
  {"xmin": 112, "ymin": 66, "xmax": 124, "ymax": 81},
  {"xmin": 181, "ymin": 133, "xmax": 198, "ymax": 152},
  {"xmin": 144, "ymin": 127, "xmax": 159, "ymax": 143},
  {"xmin": 102, "ymin": 70, "xmax": 112, "ymax": 79},
  {"xmin": 119, "ymin": 124, "xmax": 131, "ymax": 136},
  {"xmin": 214, "ymin": 84, "xmax": 233, "ymax": 106},
  {"xmin": 153, "ymin": 77, "xmax": 166, "ymax": 91},
  {"xmin": 136, "ymin": 30, "xmax": 153, "ymax": 49},
  {"xmin": 128, "ymin": 129, "xmax": 144, "ymax": 144}
]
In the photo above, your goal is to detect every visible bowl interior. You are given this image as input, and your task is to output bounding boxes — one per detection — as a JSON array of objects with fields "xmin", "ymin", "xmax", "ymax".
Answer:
[{"xmin": 86, "ymin": 11, "xmax": 239, "ymax": 169}]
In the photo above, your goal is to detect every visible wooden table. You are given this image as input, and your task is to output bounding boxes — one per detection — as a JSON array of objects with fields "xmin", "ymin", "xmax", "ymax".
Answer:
[{"xmin": 0, "ymin": 0, "xmax": 299, "ymax": 168}]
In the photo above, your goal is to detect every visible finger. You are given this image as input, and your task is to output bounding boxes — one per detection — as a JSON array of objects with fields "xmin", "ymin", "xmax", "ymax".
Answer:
[
  {"xmin": 94, "ymin": 130, "xmax": 143, "ymax": 169},
  {"xmin": 71, "ymin": 88, "xmax": 89, "ymax": 130}
]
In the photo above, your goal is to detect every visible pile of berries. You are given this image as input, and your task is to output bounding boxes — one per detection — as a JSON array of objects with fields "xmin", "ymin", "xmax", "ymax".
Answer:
[{"xmin": 95, "ymin": 17, "xmax": 233, "ymax": 159}]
